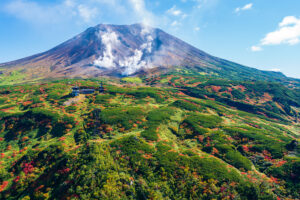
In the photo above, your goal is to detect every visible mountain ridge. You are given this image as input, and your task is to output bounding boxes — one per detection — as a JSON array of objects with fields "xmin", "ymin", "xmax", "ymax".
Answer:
[{"xmin": 0, "ymin": 23, "xmax": 297, "ymax": 84}]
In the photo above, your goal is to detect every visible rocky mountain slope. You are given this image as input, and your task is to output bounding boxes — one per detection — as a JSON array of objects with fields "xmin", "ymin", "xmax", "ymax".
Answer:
[{"xmin": 0, "ymin": 24, "xmax": 296, "ymax": 83}]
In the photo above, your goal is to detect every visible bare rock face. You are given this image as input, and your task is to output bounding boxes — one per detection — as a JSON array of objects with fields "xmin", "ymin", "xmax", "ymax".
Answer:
[{"xmin": 0, "ymin": 24, "xmax": 219, "ymax": 78}]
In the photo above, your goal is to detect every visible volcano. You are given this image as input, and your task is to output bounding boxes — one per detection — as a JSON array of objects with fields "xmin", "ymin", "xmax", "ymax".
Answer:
[{"xmin": 0, "ymin": 23, "xmax": 291, "ymax": 81}]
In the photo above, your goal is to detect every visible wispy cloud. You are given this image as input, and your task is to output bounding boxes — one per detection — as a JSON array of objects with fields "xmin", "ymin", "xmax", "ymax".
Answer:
[
  {"xmin": 166, "ymin": 5, "xmax": 187, "ymax": 27},
  {"xmin": 3, "ymin": 0, "xmax": 101, "ymax": 24},
  {"xmin": 127, "ymin": 0, "xmax": 154, "ymax": 25},
  {"xmin": 78, "ymin": 4, "xmax": 98, "ymax": 22},
  {"xmin": 4, "ymin": 0, "xmax": 68, "ymax": 24},
  {"xmin": 235, "ymin": 3, "xmax": 253, "ymax": 13},
  {"xmin": 2, "ymin": 0, "xmax": 156, "ymax": 26},
  {"xmin": 167, "ymin": 6, "xmax": 183, "ymax": 17},
  {"xmin": 251, "ymin": 45, "xmax": 262, "ymax": 52},
  {"xmin": 171, "ymin": 20, "xmax": 180, "ymax": 27}
]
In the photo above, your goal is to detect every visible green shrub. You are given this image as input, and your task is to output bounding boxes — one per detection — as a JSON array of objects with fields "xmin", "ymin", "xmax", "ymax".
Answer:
[
  {"xmin": 130, "ymin": 87, "xmax": 167, "ymax": 103},
  {"xmin": 171, "ymin": 100, "xmax": 202, "ymax": 111},
  {"xmin": 31, "ymin": 108, "xmax": 60, "ymax": 123},
  {"xmin": 184, "ymin": 113, "xmax": 222, "ymax": 129},
  {"xmin": 65, "ymin": 105, "xmax": 77, "ymax": 113},
  {"xmin": 47, "ymin": 90, "xmax": 65, "ymax": 101},
  {"xmin": 215, "ymin": 144, "xmax": 234, "ymax": 154},
  {"xmin": 0, "ymin": 97, "xmax": 8, "ymax": 104},
  {"xmin": 190, "ymin": 157, "xmax": 241, "ymax": 182},
  {"xmin": 221, "ymin": 93, "xmax": 231, "ymax": 98},
  {"xmin": 147, "ymin": 107, "xmax": 175, "ymax": 124},
  {"xmin": 95, "ymin": 94, "xmax": 113, "ymax": 104},
  {"xmin": 141, "ymin": 127, "xmax": 158, "ymax": 141},
  {"xmin": 31, "ymin": 96, "xmax": 42, "ymax": 104},
  {"xmin": 231, "ymin": 89, "xmax": 246, "ymax": 100},
  {"xmin": 225, "ymin": 151, "xmax": 252, "ymax": 171},
  {"xmin": 74, "ymin": 129, "xmax": 88, "ymax": 144},
  {"xmin": 223, "ymin": 126, "xmax": 286, "ymax": 158},
  {"xmin": 100, "ymin": 107, "xmax": 144, "ymax": 130}
]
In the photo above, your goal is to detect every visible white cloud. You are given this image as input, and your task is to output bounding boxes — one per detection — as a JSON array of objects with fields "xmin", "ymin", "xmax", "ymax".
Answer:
[
  {"xmin": 78, "ymin": 4, "xmax": 98, "ymax": 22},
  {"xmin": 195, "ymin": 27, "xmax": 200, "ymax": 31},
  {"xmin": 270, "ymin": 68, "xmax": 281, "ymax": 72},
  {"xmin": 261, "ymin": 16, "xmax": 300, "ymax": 46},
  {"xmin": 171, "ymin": 20, "xmax": 180, "ymax": 27},
  {"xmin": 167, "ymin": 6, "xmax": 182, "ymax": 16},
  {"xmin": 127, "ymin": 0, "xmax": 154, "ymax": 25},
  {"xmin": 235, "ymin": 3, "xmax": 253, "ymax": 13},
  {"xmin": 3, "ymin": 0, "xmax": 156, "ymax": 26},
  {"xmin": 4, "ymin": 0, "xmax": 98, "ymax": 24},
  {"xmin": 4, "ymin": 0, "xmax": 62, "ymax": 24},
  {"xmin": 166, "ymin": 5, "xmax": 187, "ymax": 28},
  {"xmin": 64, "ymin": 0, "xmax": 76, "ymax": 7},
  {"xmin": 251, "ymin": 16, "xmax": 300, "ymax": 51},
  {"xmin": 251, "ymin": 45, "xmax": 262, "ymax": 52}
]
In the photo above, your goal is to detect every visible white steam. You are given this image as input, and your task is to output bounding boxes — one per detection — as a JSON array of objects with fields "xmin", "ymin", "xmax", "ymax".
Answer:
[
  {"xmin": 93, "ymin": 26, "xmax": 156, "ymax": 76},
  {"xmin": 93, "ymin": 30, "xmax": 119, "ymax": 68},
  {"xmin": 119, "ymin": 49, "xmax": 146, "ymax": 75}
]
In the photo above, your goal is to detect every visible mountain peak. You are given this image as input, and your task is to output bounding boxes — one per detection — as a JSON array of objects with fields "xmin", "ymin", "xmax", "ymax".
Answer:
[{"xmin": 0, "ymin": 23, "xmax": 291, "ymax": 82}]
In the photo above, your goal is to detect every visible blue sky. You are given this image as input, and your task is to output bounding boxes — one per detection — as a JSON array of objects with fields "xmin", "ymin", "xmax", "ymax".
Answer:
[{"xmin": 0, "ymin": 0, "xmax": 300, "ymax": 78}]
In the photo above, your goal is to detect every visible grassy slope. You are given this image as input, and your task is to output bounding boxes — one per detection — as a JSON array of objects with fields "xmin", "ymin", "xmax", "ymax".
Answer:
[{"xmin": 0, "ymin": 76, "xmax": 299, "ymax": 199}]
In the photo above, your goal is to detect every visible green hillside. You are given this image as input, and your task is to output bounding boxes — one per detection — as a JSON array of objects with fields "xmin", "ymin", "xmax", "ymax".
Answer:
[{"xmin": 0, "ymin": 73, "xmax": 299, "ymax": 199}]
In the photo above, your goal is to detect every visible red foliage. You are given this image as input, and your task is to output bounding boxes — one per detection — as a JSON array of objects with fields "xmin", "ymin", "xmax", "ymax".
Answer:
[
  {"xmin": 176, "ymin": 91, "xmax": 186, "ymax": 96},
  {"xmin": 59, "ymin": 137, "xmax": 66, "ymax": 141},
  {"xmin": 0, "ymin": 181, "xmax": 9, "ymax": 192},
  {"xmin": 22, "ymin": 101, "xmax": 33, "ymax": 106},
  {"xmin": 58, "ymin": 168, "xmax": 70, "ymax": 174},
  {"xmin": 0, "ymin": 107, "xmax": 15, "ymax": 112},
  {"xmin": 275, "ymin": 160, "xmax": 287, "ymax": 167},
  {"xmin": 13, "ymin": 176, "xmax": 20, "ymax": 183},
  {"xmin": 220, "ymin": 186, "xmax": 226, "ymax": 193},
  {"xmin": 35, "ymin": 185, "xmax": 44, "ymax": 192},
  {"xmin": 197, "ymin": 135, "xmax": 204, "ymax": 143},
  {"xmin": 242, "ymin": 145, "xmax": 250, "ymax": 152},
  {"xmin": 22, "ymin": 161, "xmax": 34, "ymax": 175},
  {"xmin": 21, "ymin": 136, "xmax": 29, "ymax": 142},
  {"xmin": 39, "ymin": 87, "xmax": 45, "ymax": 93},
  {"xmin": 106, "ymin": 127, "xmax": 113, "ymax": 133},
  {"xmin": 0, "ymin": 137, "xmax": 4, "ymax": 141},
  {"xmin": 211, "ymin": 86, "xmax": 221, "ymax": 92},
  {"xmin": 270, "ymin": 176, "xmax": 280, "ymax": 184},
  {"xmin": 236, "ymin": 85, "xmax": 246, "ymax": 92},
  {"xmin": 212, "ymin": 147, "xmax": 219, "ymax": 155}
]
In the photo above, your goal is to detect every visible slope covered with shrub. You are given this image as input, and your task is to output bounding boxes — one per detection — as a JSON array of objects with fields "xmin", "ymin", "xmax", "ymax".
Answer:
[{"xmin": 0, "ymin": 76, "xmax": 299, "ymax": 200}]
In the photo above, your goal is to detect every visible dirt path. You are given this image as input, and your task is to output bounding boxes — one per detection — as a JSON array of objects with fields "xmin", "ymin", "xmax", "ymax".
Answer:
[{"xmin": 63, "ymin": 94, "xmax": 86, "ymax": 106}]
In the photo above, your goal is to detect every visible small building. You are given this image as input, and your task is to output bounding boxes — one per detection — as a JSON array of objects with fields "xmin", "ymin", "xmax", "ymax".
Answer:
[
  {"xmin": 80, "ymin": 89, "xmax": 95, "ymax": 94},
  {"xmin": 71, "ymin": 86, "xmax": 80, "ymax": 96},
  {"xmin": 71, "ymin": 82, "xmax": 105, "ymax": 97}
]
